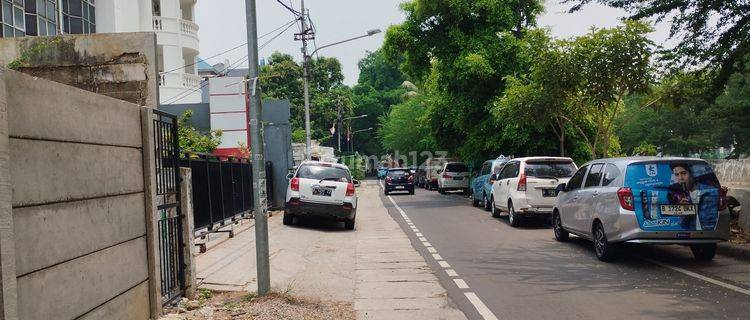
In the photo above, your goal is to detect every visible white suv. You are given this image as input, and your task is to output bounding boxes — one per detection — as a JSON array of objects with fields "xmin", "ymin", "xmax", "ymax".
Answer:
[
  {"xmin": 490, "ymin": 157, "xmax": 577, "ymax": 227},
  {"xmin": 284, "ymin": 161, "xmax": 360, "ymax": 229},
  {"xmin": 438, "ymin": 162, "xmax": 470, "ymax": 194}
]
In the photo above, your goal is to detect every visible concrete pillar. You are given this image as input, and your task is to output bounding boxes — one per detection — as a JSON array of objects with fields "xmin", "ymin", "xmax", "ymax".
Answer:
[
  {"xmin": 140, "ymin": 107, "xmax": 163, "ymax": 318},
  {"xmin": 139, "ymin": 0, "xmax": 155, "ymax": 31},
  {"xmin": 179, "ymin": 168, "xmax": 197, "ymax": 299},
  {"xmin": 0, "ymin": 69, "xmax": 19, "ymax": 320}
]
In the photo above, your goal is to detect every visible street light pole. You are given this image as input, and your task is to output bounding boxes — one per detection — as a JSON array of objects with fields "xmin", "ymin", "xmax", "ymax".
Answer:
[
  {"xmin": 350, "ymin": 127, "xmax": 373, "ymax": 154},
  {"xmin": 299, "ymin": 27, "xmax": 381, "ymax": 160}
]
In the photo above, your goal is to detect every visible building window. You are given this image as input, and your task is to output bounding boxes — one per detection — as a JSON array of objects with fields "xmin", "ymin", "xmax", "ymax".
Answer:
[
  {"xmin": 1, "ymin": 0, "xmax": 26, "ymax": 38},
  {"xmin": 61, "ymin": 0, "xmax": 93, "ymax": 34},
  {"xmin": 23, "ymin": 0, "xmax": 57, "ymax": 36}
]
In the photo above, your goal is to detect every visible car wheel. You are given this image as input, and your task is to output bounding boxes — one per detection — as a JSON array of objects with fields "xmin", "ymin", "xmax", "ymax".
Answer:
[
  {"xmin": 491, "ymin": 197, "xmax": 500, "ymax": 218},
  {"xmin": 472, "ymin": 195, "xmax": 480, "ymax": 207},
  {"xmin": 384, "ymin": 189, "xmax": 389, "ymax": 195},
  {"xmin": 438, "ymin": 188, "xmax": 445, "ymax": 194},
  {"xmin": 345, "ymin": 218, "xmax": 355, "ymax": 230},
  {"xmin": 508, "ymin": 201, "xmax": 521, "ymax": 227},
  {"xmin": 483, "ymin": 193, "xmax": 491, "ymax": 212},
  {"xmin": 283, "ymin": 213, "xmax": 294, "ymax": 226},
  {"xmin": 690, "ymin": 243, "xmax": 717, "ymax": 261},
  {"xmin": 409, "ymin": 188, "xmax": 415, "ymax": 195},
  {"xmin": 553, "ymin": 212, "xmax": 569, "ymax": 242},
  {"xmin": 593, "ymin": 223, "xmax": 619, "ymax": 262}
]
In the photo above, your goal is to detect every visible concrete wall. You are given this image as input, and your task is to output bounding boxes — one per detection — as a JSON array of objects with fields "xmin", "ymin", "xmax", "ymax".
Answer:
[
  {"xmin": 710, "ymin": 159, "xmax": 750, "ymax": 229},
  {"xmin": 0, "ymin": 33, "xmax": 159, "ymax": 108},
  {"xmin": 0, "ymin": 68, "xmax": 155, "ymax": 319}
]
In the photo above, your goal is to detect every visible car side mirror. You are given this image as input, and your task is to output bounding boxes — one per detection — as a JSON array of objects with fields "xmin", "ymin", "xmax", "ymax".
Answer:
[
  {"xmin": 490, "ymin": 174, "xmax": 498, "ymax": 183},
  {"xmin": 556, "ymin": 183, "xmax": 567, "ymax": 195},
  {"xmin": 353, "ymin": 180, "xmax": 361, "ymax": 188},
  {"xmin": 286, "ymin": 173, "xmax": 294, "ymax": 180}
]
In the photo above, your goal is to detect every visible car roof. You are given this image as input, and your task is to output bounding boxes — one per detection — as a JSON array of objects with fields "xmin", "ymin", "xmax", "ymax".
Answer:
[
  {"xmin": 581, "ymin": 156, "xmax": 709, "ymax": 167},
  {"xmin": 388, "ymin": 167, "xmax": 409, "ymax": 171},
  {"xmin": 507, "ymin": 156, "xmax": 574, "ymax": 162},
  {"xmin": 300, "ymin": 160, "xmax": 349, "ymax": 170}
]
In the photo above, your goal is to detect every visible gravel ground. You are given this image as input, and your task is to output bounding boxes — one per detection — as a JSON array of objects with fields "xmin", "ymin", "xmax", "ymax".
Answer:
[
  {"xmin": 730, "ymin": 219, "xmax": 749, "ymax": 245},
  {"xmin": 160, "ymin": 290, "xmax": 356, "ymax": 320}
]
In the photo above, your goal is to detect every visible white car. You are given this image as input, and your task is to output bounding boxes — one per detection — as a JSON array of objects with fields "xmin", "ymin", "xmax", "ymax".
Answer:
[
  {"xmin": 438, "ymin": 162, "xmax": 471, "ymax": 194},
  {"xmin": 284, "ymin": 161, "xmax": 360, "ymax": 229},
  {"xmin": 490, "ymin": 157, "xmax": 578, "ymax": 227}
]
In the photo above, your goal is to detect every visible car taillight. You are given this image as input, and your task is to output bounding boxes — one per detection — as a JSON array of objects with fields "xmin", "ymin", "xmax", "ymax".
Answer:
[
  {"xmin": 443, "ymin": 173, "xmax": 450, "ymax": 179},
  {"xmin": 719, "ymin": 186, "xmax": 728, "ymax": 211},
  {"xmin": 290, "ymin": 177, "xmax": 299, "ymax": 191},
  {"xmin": 346, "ymin": 183, "xmax": 355, "ymax": 196},
  {"xmin": 386, "ymin": 176, "xmax": 392, "ymax": 182},
  {"xmin": 431, "ymin": 178, "xmax": 437, "ymax": 182},
  {"xmin": 617, "ymin": 187, "xmax": 634, "ymax": 211},
  {"xmin": 517, "ymin": 173, "xmax": 527, "ymax": 191}
]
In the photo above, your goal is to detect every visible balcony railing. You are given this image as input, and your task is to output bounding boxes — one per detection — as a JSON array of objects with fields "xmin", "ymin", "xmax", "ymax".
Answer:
[
  {"xmin": 159, "ymin": 72, "xmax": 202, "ymax": 89},
  {"xmin": 152, "ymin": 16, "xmax": 199, "ymax": 38}
]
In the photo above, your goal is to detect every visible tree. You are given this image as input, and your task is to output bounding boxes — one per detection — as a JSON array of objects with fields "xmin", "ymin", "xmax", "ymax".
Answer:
[
  {"xmin": 378, "ymin": 96, "xmax": 435, "ymax": 158},
  {"xmin": 713, "ymin": 55, "xmax": 750, "ymax": 155},
  {"xmin": 178, "ymin": 110, "xmax": 223, "ymax": 153},
  {"xmin": 564, "ymin": 0, "xmax": 750, "ymax": 96},
  {"xmin": 383, "ymin": 0, "xmax": 548, "ymax": 164}
]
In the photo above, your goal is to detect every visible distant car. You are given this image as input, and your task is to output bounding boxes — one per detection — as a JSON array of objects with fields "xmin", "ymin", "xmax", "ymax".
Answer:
[
  {"xmin": 384, "ymin": 168, "xmax": 415, "ymax": 195},
  {"xmin": 284, "ymin": 161, "xmax": 360, "ymax": 230},
  {"xmin": 377, "ymin": 168, "xmax": 388, "ymax": 180},
  {"xmin": 472, "ymin": 157, "xmax": 511, "ymax": 210},
  {"xmin": 553, "ymin": 157, "xmax": 730, "ymax": 262},
  {"xmin": 438, "ymin": 162, "xmax": 471, "ymax": 194},
  {"xmin": 422, "ymin": 158, "xmax": 449, "ymax": 190},
  {"xmin": 490, "ymin": 157, "xmax": 577, "ymax": 227}
]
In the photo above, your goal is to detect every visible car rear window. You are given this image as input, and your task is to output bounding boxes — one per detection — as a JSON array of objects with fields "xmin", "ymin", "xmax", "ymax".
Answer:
[
  {"xmin": 296, "ymin": 164, "xmax": 351, "ymax": 182},
  {"xmin": 625, "ymin": 161, "xmax": 720, "ymax": 191},
  {"xmin": 525, "ymin": 161, "xmax": 577, "ymax": 178},
  {"xmin": 446, "ymin": 163, "xmax": 468, "ymax": 172},
  {"xmin": 388, "ymin": 169, "xmax": 409, "ymax": 177}
]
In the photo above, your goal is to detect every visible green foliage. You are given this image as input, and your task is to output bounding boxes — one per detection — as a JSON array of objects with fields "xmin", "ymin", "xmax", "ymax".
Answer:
[
  {"xmin": 378, "ymin": 96, "xmax": 435, "ymax": 156},
  {"xmin": 178, "ymin": 110, "xmax": 223, "ymax": 153},
  {"xmin": 260, "ymin": 52, "xmax": 353, "ymax": 144},
  {"xmin": 632, "ymin": 143, "xmax": 658, "ymax": 156},
  {"xmin": 564, "ymin": 0, "xmax": 750, "ymax": 96},
  {"xmin": 291, "ymin": 129, "xmax": 306, "ymax": 143},
  {"xmin": 341, "ymin": 154, "xmax": 366, "ymax": 180},
  {"xmin": 709, "ymin": 55, "xmax": 750, "ymax": 155},
  {"xmin": 7, "ymin": 37, "xmax": 66, "ymax": 69}
]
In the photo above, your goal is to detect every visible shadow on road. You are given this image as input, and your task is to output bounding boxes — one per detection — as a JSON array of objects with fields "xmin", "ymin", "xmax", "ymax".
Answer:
[{"xmin": 285, "ymin": 216, "xmax": 354, "ymax": 233}]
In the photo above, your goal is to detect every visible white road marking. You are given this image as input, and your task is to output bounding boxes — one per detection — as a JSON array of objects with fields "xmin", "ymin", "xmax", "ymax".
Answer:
[
  {"xmin": 389, "ymin": 190, "xmax": 500, "ymax": 320},
  {"xmin": 642, "ymin": 257, "xmax": 750, "ymax": 296},
  {"xmin": 465, "ymin": 292, "xmax": 499, "ymax": 320},
  {"xmin": 454, "ymin": 278, "xmax": 470, "ymax": 289}
]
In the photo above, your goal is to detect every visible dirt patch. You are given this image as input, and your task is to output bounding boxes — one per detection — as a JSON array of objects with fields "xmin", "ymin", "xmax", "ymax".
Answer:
[{"xmin": 161, "ymin": 290, "xmax": 356, "ymax": 320}]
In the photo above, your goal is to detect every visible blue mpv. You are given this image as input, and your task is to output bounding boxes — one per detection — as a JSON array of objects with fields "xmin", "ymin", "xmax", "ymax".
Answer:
[{"xmin": 472, "ymin": 156, "xmax": 511, "ymax": 210}]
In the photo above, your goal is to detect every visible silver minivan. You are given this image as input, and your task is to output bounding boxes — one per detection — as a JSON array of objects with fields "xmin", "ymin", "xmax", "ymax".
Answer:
[{"xmin": 552, "ymin": 157, "xmax": 730, "ymax": 262}]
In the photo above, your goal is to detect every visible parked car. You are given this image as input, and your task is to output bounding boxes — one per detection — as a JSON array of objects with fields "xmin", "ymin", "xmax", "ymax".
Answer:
[
  {"xmin": 490, "ymin": 157, "xmax": 577, "ymax": 226},
  {"xmin": 384, "ymin": 168, "xmax": 415, "ymax": 195},
  {"xmin": 472, "ymin": 156, "xmax": 511, "ymax": 210},
  {"xmin": 377, "ymin": 167, "xmax": 388, "ymax": 180},
  {"xmin": 284, "ymin": 161, "xmax": 360, "ymax": 230},
  {"xmin": 552, "ymin": 157, "xmax": 730, "ymax": 262},
  {"xmin": 438, "ymin": 162, "xmax": 471, "ymax": 194},
  {"xmin": 415, "ymin": 165, "xmax": 427, "ymax": 188},
  {"xmin": 422, "ymin": 157, "xmax": 449, "ymax": 190}
]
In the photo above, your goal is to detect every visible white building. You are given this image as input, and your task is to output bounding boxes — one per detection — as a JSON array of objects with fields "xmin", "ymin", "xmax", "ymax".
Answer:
[{"xmin": 96, "ymin": 0, "xmax": 202, "ymax": 104}]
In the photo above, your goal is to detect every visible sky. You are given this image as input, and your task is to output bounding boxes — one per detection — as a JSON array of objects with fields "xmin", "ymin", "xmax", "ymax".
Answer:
[{"xmin": 196, "ymin": 1, "xmax": 673, "ymax": 86}]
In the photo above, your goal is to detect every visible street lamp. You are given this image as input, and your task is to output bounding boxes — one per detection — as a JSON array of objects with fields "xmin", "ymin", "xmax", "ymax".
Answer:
[
  {"xmin": 303, "ymin": 29, "xmax": 382, "ymax": 160},
  {"xmin": 338, "ymin": 114, "xmax": 367, "ymax": 152},
  {"xmin": 349, "ymin": 127, "xmax": 374, "ymax": 153}
]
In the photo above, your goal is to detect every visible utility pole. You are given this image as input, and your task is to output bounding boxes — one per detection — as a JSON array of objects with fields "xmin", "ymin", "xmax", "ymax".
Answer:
[
  {"xmin": 296, "ymin": 0, "xmax": 314, "ymax": 160},
  {"xmin": 244, "ymin": 0, "xmax": 270, "ymax": 295},
  {"xmin": 337, "ymin": 103, "xmax": 342, "ymax": 153}
]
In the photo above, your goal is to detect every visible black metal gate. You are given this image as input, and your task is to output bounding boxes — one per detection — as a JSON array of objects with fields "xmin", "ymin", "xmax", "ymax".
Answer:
[{"xmin": 153, "ymin": 110, "xmax": 185, "ymax": 304}]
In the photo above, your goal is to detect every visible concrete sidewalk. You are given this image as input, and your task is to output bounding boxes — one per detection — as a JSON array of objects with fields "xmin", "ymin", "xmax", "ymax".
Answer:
[{"xmin": 194, "ymin": 180, "xmax": 466, "ymax": 319}]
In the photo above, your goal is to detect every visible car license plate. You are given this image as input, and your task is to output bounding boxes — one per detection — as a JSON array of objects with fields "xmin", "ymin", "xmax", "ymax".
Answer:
[
  {"xmin": 453, "ymin": 177, "xmax": 463, "ymax": 180},
  {"xmin": 312, "ymin": 188, "xmax": 333, "ymax": 197},
  {"xmin": 395, "ymin": 186, "xmax": 405, "ymax": 189},
  {"xmin": 660, "ymin": 205, "xmax": 696, "ymax": 216},
  {"xmin": 542, "ymin": 189, "xmax": 556, "ymax": 197}
]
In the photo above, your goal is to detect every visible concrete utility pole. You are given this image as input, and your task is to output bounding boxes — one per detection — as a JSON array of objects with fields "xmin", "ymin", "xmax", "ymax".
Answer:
[
  {"xmin": 244, "ymin": 0, "xmax": 270, "ymax": 295},
  {"xmin": 299, "ymin": 0, "xmax": 313, "ymax": 160}
]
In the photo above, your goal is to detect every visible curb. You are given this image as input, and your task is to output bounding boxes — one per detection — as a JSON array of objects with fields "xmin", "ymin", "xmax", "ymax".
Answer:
[{"xmin": 717, "ymin": 242, "xmax": 750, "ymax": 261}]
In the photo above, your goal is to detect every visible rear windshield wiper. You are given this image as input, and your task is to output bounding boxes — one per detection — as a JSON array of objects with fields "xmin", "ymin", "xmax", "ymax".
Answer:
[
  {"xmin": 529, "ymin": 175, "xmax": 560, "ymax": 180},
  {"xmin": 318, "ymin": 177, "xmax": 343, "ymax": 183}
]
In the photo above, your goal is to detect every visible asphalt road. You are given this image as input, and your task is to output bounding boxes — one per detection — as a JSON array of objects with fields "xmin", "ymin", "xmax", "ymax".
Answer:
[{"xmin": 379, "ymin": 182, "xmax": 750, "ymax": 320}]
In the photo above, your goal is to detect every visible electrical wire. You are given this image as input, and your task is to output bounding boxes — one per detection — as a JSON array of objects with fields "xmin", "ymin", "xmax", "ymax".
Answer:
[
  {"xmin": 163, "ymin": 18, "xmax": 297, "ymax": 105},
  {"xmin": 276, "ymin": 0, "xmax": 301, "ymax": 15},
  {"xmin": 162, "ymin": 18, "xmax": 297, "ymax": 75}
]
